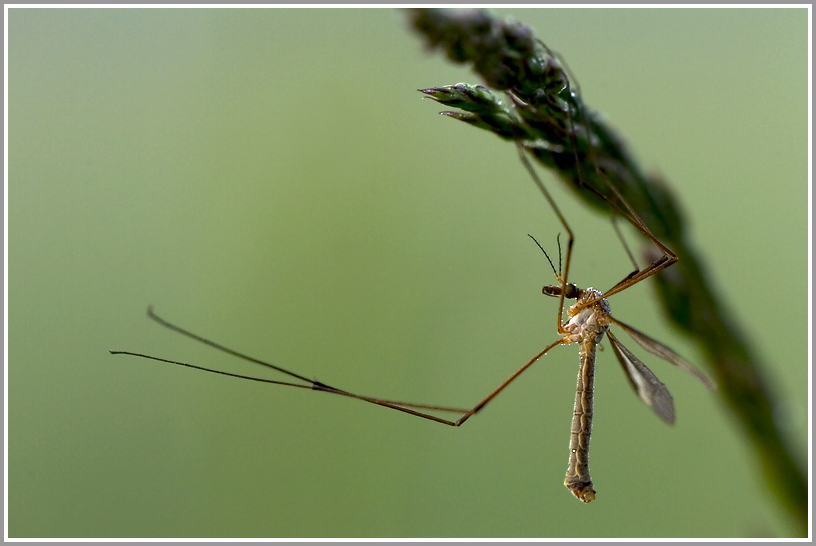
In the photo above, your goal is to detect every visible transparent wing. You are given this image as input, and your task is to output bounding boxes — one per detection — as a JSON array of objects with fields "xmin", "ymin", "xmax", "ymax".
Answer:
[
  {"xmin": 607, "ymin": 330, "xmax": 675, "ymax": 424},
  {"xmin": 609, "ymin": 316, "xmax": 715, "ymax": 390}
]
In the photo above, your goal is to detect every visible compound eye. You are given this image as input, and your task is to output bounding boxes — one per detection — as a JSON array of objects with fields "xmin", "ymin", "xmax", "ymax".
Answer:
[{"xmin": 564, "ymin": 283, "xmax": 580, "ymax": 299}]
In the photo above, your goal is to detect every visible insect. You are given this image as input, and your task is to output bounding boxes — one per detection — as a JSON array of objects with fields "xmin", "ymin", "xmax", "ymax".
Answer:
[
  {"xmin": 111, "ymin": 43, "xmax": 714, "ymax": 503},
  {"xmin": 512, "ymin": 140, "xmax": 716, "ymax": 501}
]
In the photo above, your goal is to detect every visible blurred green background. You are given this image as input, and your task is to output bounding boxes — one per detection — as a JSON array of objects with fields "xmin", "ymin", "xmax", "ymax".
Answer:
[{"xmin": 8, "ymin": 8, "xmax": 808, "ymax": 538}]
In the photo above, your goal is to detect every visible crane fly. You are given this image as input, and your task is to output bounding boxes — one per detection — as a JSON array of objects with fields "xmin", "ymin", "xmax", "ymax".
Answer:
[{"xmin": 111, "ymin": 43, "xmax": 715, "ymax": 504}]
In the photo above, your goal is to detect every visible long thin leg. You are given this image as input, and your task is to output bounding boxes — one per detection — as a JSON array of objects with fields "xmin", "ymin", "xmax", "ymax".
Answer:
[
  {"xmin": 111, "ymin": 308, "xmax": 569, "ymax": 427},
  {"xmin": 512, "ymin": 56, "xmax": 679, "ymax": 310},
  {"xmin": 517, "ymin": 127, "xmax": 676, "ymax": 311},
  {"xmin": 610, "ymin": 214, "xmax": 640, "ymax": 274},
  {"xmin": 563, "ymin": 85, "xmax": 678, "ymax": 299},
  {"xmin": 516, "ymin": 143, "xmax": 574, "ymax": 337}
]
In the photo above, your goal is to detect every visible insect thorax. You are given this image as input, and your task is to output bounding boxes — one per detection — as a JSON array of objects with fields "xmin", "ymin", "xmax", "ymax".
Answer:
[{"xmin": 564, "ymin": 287, "xmax": 610, "ymax": 344}]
